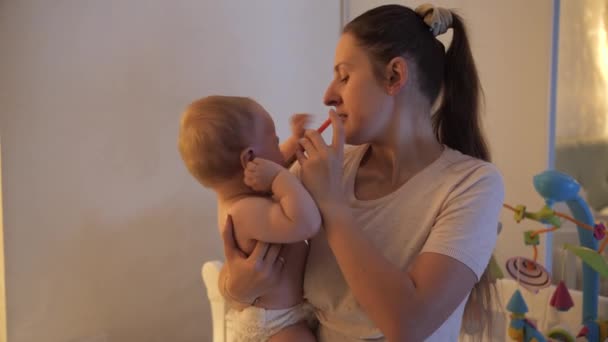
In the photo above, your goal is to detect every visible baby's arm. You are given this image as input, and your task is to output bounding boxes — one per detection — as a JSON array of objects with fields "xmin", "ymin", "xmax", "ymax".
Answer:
[
  {"xmin": 236, "ymin": 158, "xmax": 321, "ymax": 243},
  {"xmin": 280, "ymin": 137, "xmax": 299, "ymax": 163},
  {"xmin": 280, "ymin": 114, "xmax": 310, "ymax": 162}
]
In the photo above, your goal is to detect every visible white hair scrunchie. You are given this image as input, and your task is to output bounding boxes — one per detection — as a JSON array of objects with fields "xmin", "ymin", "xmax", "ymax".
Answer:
[{"xmin": 415, "ymin": 4, "xmax": 453, "ymax": 37}]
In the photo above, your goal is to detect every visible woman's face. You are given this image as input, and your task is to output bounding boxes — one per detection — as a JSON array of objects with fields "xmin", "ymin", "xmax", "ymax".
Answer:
[{"xmin": 323, "ymin": 33, "xmax": 394, "ymax": 145}]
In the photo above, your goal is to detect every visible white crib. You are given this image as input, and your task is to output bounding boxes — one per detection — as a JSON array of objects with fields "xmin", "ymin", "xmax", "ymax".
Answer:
[
  {"xmin": 202, "ymin": 260, "xmax": 608, "ymax": 341},
  {"xmin": 202, "ymin": 261, "xmax": 230, "ymax": 342}
]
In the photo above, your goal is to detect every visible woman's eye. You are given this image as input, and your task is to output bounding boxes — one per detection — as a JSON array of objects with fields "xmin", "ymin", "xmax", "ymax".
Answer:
[{"xmin": 340, "ymin": 75, "xmax": 349, "ymax": 83}]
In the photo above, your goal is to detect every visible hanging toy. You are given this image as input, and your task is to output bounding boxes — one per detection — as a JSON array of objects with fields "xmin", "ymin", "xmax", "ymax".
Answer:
[
  {"xmin": 510, "ymin": 204, "xmax": 562, "ymax": 227},
  {"xmin": 504, "ymin": 203, "xmax": 563, "ymax": 266},
  {"xmin": 505, "ymin": 257, "xmax": 551, "ymax": 293},
  {"xmin": 550, "ymin": 248, "xmax": 574, "ymax": 312},
  {"xmin": 549, "ymin": 281, "xmax": 574, "ymax": 312},
  {"xmin": 506, "ymin": 194, "xmax": 608, "ymax": 281},
  {"xmin": 544, "ymin": 249, "xmax": 576, "ymax": 341}
]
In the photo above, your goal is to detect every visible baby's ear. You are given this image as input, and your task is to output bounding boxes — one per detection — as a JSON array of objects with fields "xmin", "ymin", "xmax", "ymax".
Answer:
[{"xmin": 240, "ymin": 147, "xmax": 255, "ymax": 169}]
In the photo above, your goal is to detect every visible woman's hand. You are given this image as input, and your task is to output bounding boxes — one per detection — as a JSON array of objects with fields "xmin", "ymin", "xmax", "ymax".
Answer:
[
  {"xmin": 296, "ymin": 110, "xmax": 347, "ymax": 212},
  {"xmin": 221, "ymin": 215, "xmax": 284, "ymax": 304}
]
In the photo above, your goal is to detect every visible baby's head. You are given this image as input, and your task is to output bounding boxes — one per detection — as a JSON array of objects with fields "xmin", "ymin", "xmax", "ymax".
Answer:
[{"xmin": 178, "ymin": 95, "xmax": 283, "ymax": 189}]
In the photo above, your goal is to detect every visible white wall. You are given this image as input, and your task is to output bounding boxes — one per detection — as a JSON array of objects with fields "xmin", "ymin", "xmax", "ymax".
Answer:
[
  {"xmin": 346, "ymin": 0, "xmax": 554, "ymax": 267},
  {"xmin": 0, "ymin": 1, "xmax": 339, "ymax": 341},
  {"xmin": 1, "ymin": 140, "xmax": 6, "ymax": 342}
]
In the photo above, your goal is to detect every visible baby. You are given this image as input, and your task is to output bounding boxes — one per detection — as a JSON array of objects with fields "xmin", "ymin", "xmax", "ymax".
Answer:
[{"xmin": 178, "ymin": 96, "xmax": 320, "ymax": 341}]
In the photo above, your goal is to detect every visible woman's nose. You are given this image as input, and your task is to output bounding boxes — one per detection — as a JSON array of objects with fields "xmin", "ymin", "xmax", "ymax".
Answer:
[{"xmin": 323, "ymin": 83, "xmax": 340, "ymax": 107}]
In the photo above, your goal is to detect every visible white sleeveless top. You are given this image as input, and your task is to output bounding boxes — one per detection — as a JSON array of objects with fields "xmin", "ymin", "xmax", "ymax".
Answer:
[{"xmin": 301, "ymin": 144, "xmax": 505, "ymax": 341}]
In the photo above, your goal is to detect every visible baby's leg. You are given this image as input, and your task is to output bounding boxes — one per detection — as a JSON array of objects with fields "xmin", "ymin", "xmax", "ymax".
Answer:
[{"xmin": 268, "ymin": 322, "xmax": 316, "ymax": 342}]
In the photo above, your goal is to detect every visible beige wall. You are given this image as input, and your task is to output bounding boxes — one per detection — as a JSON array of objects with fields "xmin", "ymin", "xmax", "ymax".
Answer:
[
  {"xmin": 0, "ymin": 1, "xmax": 339, "ymax": 341},
  {"xmin": 1, "ymin": 140, "xmax": 6, "ymax": 342},
  {"xmin": 346, "ymin": 0, "xmax": 554, "ymax": 267}
]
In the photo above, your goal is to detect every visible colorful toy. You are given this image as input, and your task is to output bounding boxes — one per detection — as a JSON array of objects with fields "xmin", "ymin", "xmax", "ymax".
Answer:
[
  {"xmin": 544, "ymin": 249, "xmax": 577, "ymax": 341},
  {"xmin": 507, "ymin": 289, "xmax": 547, "ymax": 342},
  {"xmin": 577, "ymin": 319, "xmax": 608, "ymax": 340},
  {"xmin": 505, "ymin": 257, "xmax": 551, "ymax": 293},
  {"xmin": 550, "ymin": 281, "xmax": 575, "ymax": 312},
  {"xmin": 546, "ymin": 326, "xmax": 575, "ymax": 342},
  {"xmin": 550, "ymin": 248, "xmax": 575, "ymax": 312},
  {"xmin": 502, "ymin": 170, "xmax": 608, "ymax": 342}
]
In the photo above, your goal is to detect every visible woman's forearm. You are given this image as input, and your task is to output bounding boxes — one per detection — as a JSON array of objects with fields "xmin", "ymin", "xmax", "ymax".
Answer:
[{"xmin": 322, "ymin": 206, "xmax": 420, "ymax": 341}]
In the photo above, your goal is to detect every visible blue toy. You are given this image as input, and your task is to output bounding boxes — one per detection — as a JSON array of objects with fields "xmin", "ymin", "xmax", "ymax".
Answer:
[{"xmin": 503, "ymin": 170, "xmax": 607, "ymax": 342}]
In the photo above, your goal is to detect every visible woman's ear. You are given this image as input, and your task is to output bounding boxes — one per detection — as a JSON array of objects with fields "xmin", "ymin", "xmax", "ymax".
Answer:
[
  {"xmin": 240, "ymin": 147, "xmax": 255, "ymax": 169},
  {"xmin": 385, "ymin": 56, "xmax": 408, "ymax": 95}
]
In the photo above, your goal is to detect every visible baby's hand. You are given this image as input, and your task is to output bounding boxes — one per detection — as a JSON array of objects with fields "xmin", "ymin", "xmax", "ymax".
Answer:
[
  {"xmin": 290, "ymin": 114, "xmax": 312, "ymax": 139},
  {"xmin": 244, "ymin": 158, "xmax": 284, "ymax": 192}
]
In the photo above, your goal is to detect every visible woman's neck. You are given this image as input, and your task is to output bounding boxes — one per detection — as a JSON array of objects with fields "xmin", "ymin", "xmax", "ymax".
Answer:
[{"xmin": 362, "ymin": 96, "xmax": 443, "ymax": 185}]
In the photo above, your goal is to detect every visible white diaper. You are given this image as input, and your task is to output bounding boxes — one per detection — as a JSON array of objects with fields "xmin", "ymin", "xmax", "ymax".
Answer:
[{"xmin": 226, "ymin": 302, "xmax": 314, "ymax": 342}]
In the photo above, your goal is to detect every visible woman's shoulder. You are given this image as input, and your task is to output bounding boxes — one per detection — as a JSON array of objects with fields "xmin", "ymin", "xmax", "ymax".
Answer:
[
  {"xmin": 442, "ymin": 147, "xmax": 501, "ymax": 175},
  {"xmin": 439, "ymin": 147, "xmax": 504, "ymax": 194}
]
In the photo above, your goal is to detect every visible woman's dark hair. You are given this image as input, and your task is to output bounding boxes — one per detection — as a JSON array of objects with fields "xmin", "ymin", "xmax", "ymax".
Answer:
[{"xmin": 343, "ymin": 4, "xmax": 490, "ymax": 162}]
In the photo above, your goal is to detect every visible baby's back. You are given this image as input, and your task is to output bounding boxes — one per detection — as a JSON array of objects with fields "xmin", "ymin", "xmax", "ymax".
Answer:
[{"xmin": 219, "ymin": 200, "xmax": 310, "ymax": 309}]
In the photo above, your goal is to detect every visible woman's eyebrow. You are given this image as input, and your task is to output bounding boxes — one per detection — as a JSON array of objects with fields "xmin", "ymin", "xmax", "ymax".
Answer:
[{"xmin": 334, "ymin": 62, "xmax": 352, "ymax": 72}]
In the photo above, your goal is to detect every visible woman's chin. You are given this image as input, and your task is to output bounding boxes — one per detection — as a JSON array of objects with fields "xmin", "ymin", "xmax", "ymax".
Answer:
[
  {"xmin": 343, "ymin": 125, "xmax": 370, "ymax": 145},
  {"xmin": 344, "ymin": 132, "xmax": 363, "ymax": 146}
]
